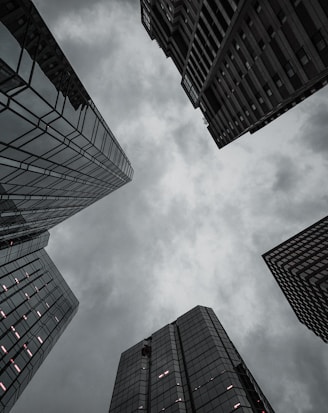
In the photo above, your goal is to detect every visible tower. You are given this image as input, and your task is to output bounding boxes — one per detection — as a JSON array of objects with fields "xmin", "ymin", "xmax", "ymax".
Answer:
[
  {"xmin": 0, "ymin": 0, "xmax": 133, "ymax": 242},
  {"xmin": 109, "ymin": 305, "xmax": 274, "ymax": 412},
  {"xmin": 0, "ymin": 1, "xmax": 133, "ymax": 411},
  {"xmin": 263, "ymin": 216, "xmax": 328, "ymax": 342},
  {"xmin": 140, "ymin": 0, "xmax": 328, "ymax": 148},
  {"xmin": 0, "ymin": 232, "xmax": 78, "ymax": 413}
]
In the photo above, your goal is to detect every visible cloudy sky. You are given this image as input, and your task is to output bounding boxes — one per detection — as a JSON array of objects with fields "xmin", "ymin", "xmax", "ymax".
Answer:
[{"xmin": 11, "ymin": 1, "xmax": 328, "ymax": 412}]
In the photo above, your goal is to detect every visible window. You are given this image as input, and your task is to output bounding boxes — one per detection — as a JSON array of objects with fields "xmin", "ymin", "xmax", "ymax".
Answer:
[
  {"xmin": 297, "ymin": 47, "xmax": 309, "ymax": 65},
  {"xmin": 257, "ymin": 94, "xmax": 264, "ymax": 104},
  {"xmin": 277, "ymin": 9, "xmax": 287, "ymax": 24},
  {"xmin": 246, "ymin": 16, "xmax": 253, "ymax": 27},
  {"xmin": 267, "ymin": 26, "xmax": 275, "ymax": 38},
  {"xmin": 273, "ymin": 74, "xmax": 283, "ymax": 88},
  {"xmin": 285, "ymin": 62, "xmax": 295, "ymax": 77},
  {"xmin": 254, "ymin": 1, "xmax": 261, "ymax": 13},
  {"xmin": 312, "ymin": 30, "xmax": 327, "ymax": 52},
  {"xmin": 264, "ymin": 84, "xmax": 273, "ymax": 96},
  {"xmin": 258, "ymin": 39, "xmax": 265, "ymax": 50},
  {"xmin": 244, "ymin": 109, "xmax": 250, "ymax": 117}
]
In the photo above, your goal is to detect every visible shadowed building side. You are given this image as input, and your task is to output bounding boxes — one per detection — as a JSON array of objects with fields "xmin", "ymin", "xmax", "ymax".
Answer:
[
  {"xmin": 0, "ymin": 231, "xmax": 78, "ymax": 413},
  {"xmin": 140, "ymin": 0, "xmax": 328, "ymax": 149},
  {"xmin": 109, "ymin": 305, "xmax": 275, "ymax": 412},
  {"xmin": 263, "ymin": 215, "xmax": 328, "ymax": 343}
]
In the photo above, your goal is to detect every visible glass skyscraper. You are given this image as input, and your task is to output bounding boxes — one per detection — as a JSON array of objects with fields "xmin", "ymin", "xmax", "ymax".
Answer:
[
  {"xmin": 0, "ymin": 231, "xmax": 78, "ymax": 413},
  {"xmin": 140, "ymin": 0, "xmax": 328, "ymax": 149},
  {"xmin": 0, "ymin": 0, "xmax": 133, "ymax": 411},
  {"xmin": 263, "ymin": 216, "xmax": 328, "ymax": 343},
  {"xmin": 109, "ymin": 306, "xmax": 275, "ymax": 412},
  {"xmin": 0, "ymin": 0, "xmax": 133, "ymax": 242}
]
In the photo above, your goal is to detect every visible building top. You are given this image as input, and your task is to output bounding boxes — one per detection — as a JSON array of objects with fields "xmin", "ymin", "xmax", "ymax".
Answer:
[
  {"xmin": 0, "ymin": 0, "xmax": 90, "ymax": 109},
  {"xmin": 141, "ymin": 0, "xmax": 328, "ymax": 149},
  {"xmin": 262, "ymin": 215, "xmax": 328, "ymax": 259},
  {"xmin": 110, "ymin": 305, "xmax": 275, "ymax": 412},
  {"xmin": 1, "ymin": 0, "xmax": 133, "ymax": 173}
]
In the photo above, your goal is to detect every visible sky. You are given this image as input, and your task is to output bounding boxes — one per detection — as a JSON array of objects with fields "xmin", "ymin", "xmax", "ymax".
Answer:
[{"xmin": 11, "ymin": 1, "xmax": 328, "ymax": 412}]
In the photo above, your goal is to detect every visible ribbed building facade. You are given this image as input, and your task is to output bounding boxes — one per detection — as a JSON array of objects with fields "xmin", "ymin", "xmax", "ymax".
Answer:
[
  {"xmin": 0, "ymin": 231, "xmax": 78, "ymax": 413},
  {"xmin": 141, "ymin": 0, "xmax": 328, "ymax": 148},
  {"xmin": 263, "ymin": 216, "xmax": 328, "ymax": 343},
  {"xmin": 109, "ymin": 306, "xmax": 274, "ymax": 413},
  {"xmin": 0, "ymin": 0, "xmax": 133, "ymax": 242}
]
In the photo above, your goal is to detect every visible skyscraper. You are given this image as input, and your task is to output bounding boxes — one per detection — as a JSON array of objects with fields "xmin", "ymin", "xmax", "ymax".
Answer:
[
  {"xmin": 263, "ymin": 216, "xmax": 328, "ymax": 343},
  {"xmin": 109, "ymin": 305, "xmax": 275, "ymax": 412},
  {"xmin": 140, "ymin": 0, "xmax": 328, "ymax": 148},
  {"xmin": 0, "ymin": 231, "xmax": 78, "ymax": 413},
  {"xmin": 0, "ymin": 0, "xmax": 133, "ymax": 242},
  {"xmin": 1, "ymin": 1, "xmax": 133, "ymax": 411}
]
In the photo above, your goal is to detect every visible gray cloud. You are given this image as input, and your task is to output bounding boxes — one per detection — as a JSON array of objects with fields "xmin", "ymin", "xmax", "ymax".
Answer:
[
  {"xmin": 298, "ymin": 88, "xmax": 328, "ymax": 155},
  {"xmin": 271, "ymin": 154, "xmax": 302, "ymax": 193}
]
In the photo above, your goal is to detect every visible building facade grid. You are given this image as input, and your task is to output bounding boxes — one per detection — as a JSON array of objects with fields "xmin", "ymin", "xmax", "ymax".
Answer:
[
  {"xmin": 263, "ymin": 215, "xmax": 328, "ymax": 342},
  {"xmin": 109, "ymin": 306, "xmax": 274, "ymax": 413},
  {"xmin": 0, "ymin": 232, "xmax": 78, "ymax": 413},
  {"xmin": 1, "ymin": 0, "xmax": 134, "ymax": 411},
  {"xmin": 1, "ymin": 0, "xmax": 133, "ymax": 242},
  {"xmin": 141, "ymin": 0, "xmax": 328, "ymax": 148}
]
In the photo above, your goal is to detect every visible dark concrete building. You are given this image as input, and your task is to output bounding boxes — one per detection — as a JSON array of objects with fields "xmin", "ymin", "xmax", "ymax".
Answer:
[
  {"xmin": 109, "ymin": 306, "xmax": 275, "ymax": 412},
  {"xmin": 0, "ymin": 0, "xmax": 133, "ymax": 242},
  {"xmin": 0, "ymin": 0, "xmax": 133, "ymax": 411},
  {"xmin": 0, "ymin": 231, "xmax": 78, "ymax": 413},
  {"xmin": 140, "ymin": 0, "xmax": 328, "ymax": 148},
  {"xmin": 263, "ymin": 216, "xmax": 328, "ymax": 343}
]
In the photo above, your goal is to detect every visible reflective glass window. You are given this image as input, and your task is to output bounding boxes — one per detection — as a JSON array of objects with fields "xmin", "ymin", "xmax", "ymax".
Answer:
[
  {"xmin": 0, "ymin": 109, "xmax": 35, "ymax": 142},
  {"xmin": 62, "ymin": 98, "xmax": 80, "ymax": 127},
  {"xmin": 82, "ymin": 107, "xmax": 97, "ymax": 140},
  {"xmin": 13, "ymin": 88, "xmax": 52, "ymax": 118},
  {"xmin": 30, "ymin": 63, "xmax": 58, "ymax": 107},
  {"xmin": 0, "ymin": 23, "xmax": 21, "ymax": 71},
  {"xmin": 18, "ymin": 50, "xmax": 34, "ymax": 83}
]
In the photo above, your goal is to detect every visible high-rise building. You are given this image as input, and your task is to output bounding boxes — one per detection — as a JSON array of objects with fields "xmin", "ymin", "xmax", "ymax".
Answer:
[
  {"xmin": 109, "ymin": 305, "xmax": 275, "ymax": 412},
  {"xmin": 0, "ymin": 231, "xmax": 78, "ymax": 413},
  {"xmin": 1, "ymin": 1, "xmax": 133, "ymax": 411},
  {"xmin": 0, "ymin": 0, "xmax": 133, "ymax": 242},
  {"xmin": 140, "ymin": 0, "xmax": 328, "ymax": 148},
  {"xmin": 263, "ymin": 216, "xmax": 328, "ymax": 343}
]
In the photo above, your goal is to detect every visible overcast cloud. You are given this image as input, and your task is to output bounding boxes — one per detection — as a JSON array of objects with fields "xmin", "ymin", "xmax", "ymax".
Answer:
[{"xmin": 10, "ymin": 1, "xmax": 328, "ymax": 412}]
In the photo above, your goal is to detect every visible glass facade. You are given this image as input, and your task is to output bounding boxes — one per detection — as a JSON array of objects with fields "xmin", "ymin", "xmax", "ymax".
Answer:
[
  {"xmin": 109, "ymin": 306, "xmax": 275, "ymax": 412},
  {"xmin": 0, "ymin": 1, "xmax": 133, "ymax": 411},
  {"xmin": 140, "ymin": 0, "xmax": 328, "ymax": 148},
  {"xmin": 0, "ymin": 231, "xmax": 78, "ymax": 413},
  {"xmin": 263, "ymin": 216, "xmax": 328, "ymax": 343},
  {"xmin": 0, "ymin": 0, "xmax": 133, "ymax": 242}
]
